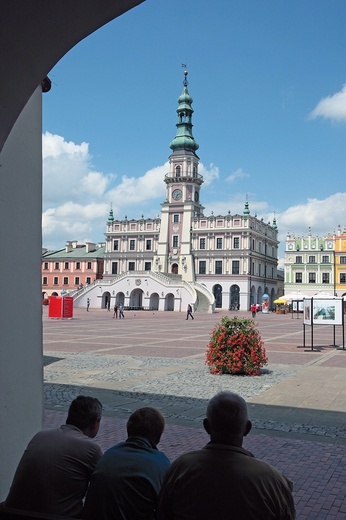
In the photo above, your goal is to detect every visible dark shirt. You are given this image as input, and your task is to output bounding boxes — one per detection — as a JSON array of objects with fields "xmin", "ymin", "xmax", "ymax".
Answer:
[
  {"xmin": 83, "ymin": 436, "xmax": 170, "ymax": 520},
  {"xmin": 158, "ymin": 443, "xmax": 295, "ymax": 520},
  {"xmin": 5, "ymin": 425, "xmax": 102, "ymax": 518}
]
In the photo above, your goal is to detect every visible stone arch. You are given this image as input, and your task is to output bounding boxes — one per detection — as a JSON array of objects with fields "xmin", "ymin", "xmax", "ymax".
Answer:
[
  {"xmin": 116, "ymin": 292, "xmax": 125, "ymax": 306},
  {"xmin": 229, "ymin": 284, "xmax": 240, "ymax": 309},
  {"xmin": 51, "ymin": 291, "xmax": 59, "ymax": 297},
  {"xmin": 213, "ymin": 284, "xmax": 222, "ymax": 308},
  {"xmin": 165, "ymin": 293, "xmax": 174, "ymax": 311},
  {"xmin": 130, "ymin": 288, "xmax": 143, "ymax": 308},
  {"xmin": 102, "ymin": 291, "xmax": 111, "ymax": 309},
  {"xmin": 150, "ymin": 293, "xmax": 159, "ymax": 310}
]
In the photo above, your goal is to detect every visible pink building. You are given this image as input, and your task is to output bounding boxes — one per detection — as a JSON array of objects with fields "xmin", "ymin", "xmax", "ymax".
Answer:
[{"xmin": 42, "ymin": 241, "xmax": 105, "ymax": 299}]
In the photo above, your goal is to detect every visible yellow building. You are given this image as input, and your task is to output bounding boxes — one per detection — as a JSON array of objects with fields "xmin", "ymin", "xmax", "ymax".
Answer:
[{"xmin": 334, "ymin": 225, "xmax": 346, "ymax": 297}]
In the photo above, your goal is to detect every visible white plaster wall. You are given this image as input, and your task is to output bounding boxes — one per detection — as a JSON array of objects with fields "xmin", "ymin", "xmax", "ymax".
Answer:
[{"xmin": 0, "ymin": 87, "xmax": 44, "ymax": 499}]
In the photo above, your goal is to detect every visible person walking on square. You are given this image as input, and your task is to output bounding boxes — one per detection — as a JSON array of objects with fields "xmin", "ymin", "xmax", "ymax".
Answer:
[
  {"xmin": 186, "ymin": 303, "xmax": 194, "ymax": 320},
  {"xmin": 87, "ymin": 298, "xmax": 90, "ymax": 312},
  {"xmin": 251, "ymin": 303, "xmax": 256, "ymax": 318},
  {"xmin": 119, "ymin": 304, "xmax": 125, "ymax": 319},
  {"xmin": 113, "ymin": 303, "xmax": 118, "ymax": 319},
  {"xmin": 158, "ymin": 391, "xmax": 295, "ymax": 520}
]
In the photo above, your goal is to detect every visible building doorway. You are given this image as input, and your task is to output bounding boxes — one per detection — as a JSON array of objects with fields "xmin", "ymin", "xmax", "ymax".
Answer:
[{"xmin": 213, "ymin": 284, "xmax": 223, "ymax": 308}]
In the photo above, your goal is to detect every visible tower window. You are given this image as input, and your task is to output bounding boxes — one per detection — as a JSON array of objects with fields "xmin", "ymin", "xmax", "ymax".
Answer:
[
  {"xmin": 173, "ymin": 214, "xmax": 179, "ymax": 223},
  {"xmin": 173, "ymin": 236, "xmax": 179, "ymax": 248},
  {"xmin": 175, "ymin": 165, "xmax": 181, "ymax": 177}
]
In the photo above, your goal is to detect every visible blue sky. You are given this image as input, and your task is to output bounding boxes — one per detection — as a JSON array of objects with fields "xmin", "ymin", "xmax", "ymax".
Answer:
[{"xmin": 42, "ymin": 0, "xmax": 346, "ymax": 266}]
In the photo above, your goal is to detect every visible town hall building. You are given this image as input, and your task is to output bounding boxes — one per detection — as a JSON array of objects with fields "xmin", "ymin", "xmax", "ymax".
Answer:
[{"xmin": 74, "ymin": 71, "xmax": 280, "ymax": 312}]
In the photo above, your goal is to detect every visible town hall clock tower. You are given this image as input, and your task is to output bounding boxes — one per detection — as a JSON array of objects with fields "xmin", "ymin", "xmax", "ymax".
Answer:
[{"xmin": 155, "ymin": 70, "xmax": 204, "ymax": 281}]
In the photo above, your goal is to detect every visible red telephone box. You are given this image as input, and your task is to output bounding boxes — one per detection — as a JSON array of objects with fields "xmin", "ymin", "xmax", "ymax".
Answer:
[{"xmin": 48, "ymin": 296, "xmax": 73, "ymax": 319}]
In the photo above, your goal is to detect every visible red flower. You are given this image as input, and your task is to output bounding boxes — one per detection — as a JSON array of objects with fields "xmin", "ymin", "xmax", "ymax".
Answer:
[{"xmin": 205, "ymin": 316, "xmax": 267, "ymax": 376}]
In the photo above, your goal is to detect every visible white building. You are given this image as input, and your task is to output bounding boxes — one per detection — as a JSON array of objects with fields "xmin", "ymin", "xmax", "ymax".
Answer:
[{"xmin": 75, "ymin": 71, "xmax": 279, "ymax": 312}]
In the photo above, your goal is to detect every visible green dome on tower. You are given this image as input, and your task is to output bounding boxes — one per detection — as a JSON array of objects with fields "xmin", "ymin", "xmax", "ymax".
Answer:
[{"xmin": 169, "ymin": 70, "xmax": 199, "ymax": 153}]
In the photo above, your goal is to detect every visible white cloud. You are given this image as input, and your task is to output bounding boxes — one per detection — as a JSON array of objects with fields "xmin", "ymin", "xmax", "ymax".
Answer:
[
  {"xmin": 309, "ymin": 84, "xmax": 346, "ymax": 121},
  {"xmin": 226, "ymin": 167, "xmax": 250, "ymax": 183},
  {"xmin": 199, "ymin": 162, "xmax": 219, "ymax": 186}
]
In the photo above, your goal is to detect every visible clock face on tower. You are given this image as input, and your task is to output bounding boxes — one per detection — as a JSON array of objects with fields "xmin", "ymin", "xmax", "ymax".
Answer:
[{"xmin": 172, "ymin": 189, "xmax": 182, "ymax": 201}]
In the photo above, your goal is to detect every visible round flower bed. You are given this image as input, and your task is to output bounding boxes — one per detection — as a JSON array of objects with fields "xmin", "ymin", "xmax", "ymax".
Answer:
[{"xmin": 205, "ymin": 316, "xmax": 268, "ymax": 375}]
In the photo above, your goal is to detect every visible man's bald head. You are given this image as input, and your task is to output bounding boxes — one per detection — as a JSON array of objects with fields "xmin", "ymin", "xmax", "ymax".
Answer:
[{"xmin": 204, "ymin": 391, "xmax": 251, "ymax": 445}]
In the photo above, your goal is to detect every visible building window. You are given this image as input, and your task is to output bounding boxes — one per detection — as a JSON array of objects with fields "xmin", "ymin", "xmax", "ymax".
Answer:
[
  {"xmin": 42, "ymin": 277, "xmax": 48, "ymax": 285},
  {"xmin": 215, "ymin": 261, "xmax": 223, "ymax": 274},
  {"xmin": 64, "ymin": 262, "xmax": 69, "ymax": 269},
  {"xmin": 309, "ymin": 272, "xmax": 316, "ymax": 283},
  {"xmin": 199, "ymin": 261, "xmax": 206, "ymax": 275},
  {"xmin": 296, "ymin": 273, "xmax": 302, "ymax": 283},
  {"xmin": 173, "ymin": 235, "xmax": 179, "ymax": 248},
  {"xmin": 130, "ymin": 239, "xmax": 135, "ymax": 251},
  {"xmin": 200, "ymin": 238, "xmax": 206, "ymax": 249},
  {"xmin": 76, "ymin": 262, "xmax": 81, "ymax": 270},
  {"xmin": 216, "ymin": 238, "xmax": 222, "ymax": 249},
  {"xmin": 232, "ymin": 260, "xmax": 240, "ymax": 275},
  {"xmin": 75, "ymin": 277, "xmax": 80, "ymax": 286},
  {"xmin": 43, "ymin": 262, "xmax": 48, "ymax": 270},
  {"xmin": 129, "ymin": 262, "xmax": 135, "ymax": 271},
  {"xmin": 175, "ymin": 165, "xmax": 181, "ymax": 177},
  {"xmin": 54, "ymin": 262, "xmax": 59, "ymax": 270},
  {"xmin": 63, "ymin": 277, "xmax": 68, "ymax": 285},
  {"xmin": 86, "ymin": 277, "xmax": 91, "ymax": 284},
  {"xmin": 111, "ymin": 262, "xmax": 118, "ymax": 275},
  {"xmin": 87, "ymin": 261, "xmax": 92, "ymax": 269},
  {"xmin": 308, "ymin": 256, "xmax": 316, "ymax": 264},
  {"xmin": 145, "ymin": 261, "xmax": 151, "ymax": 271},
  {"xmin": 340, "ymin": 273, "xmax": 346, "ymax": 284},
  {"xmin": 233, "ymin": 237, "xmax": 240, "ymax": 249},
  {"xmin": 146, "ymin": 239, "xmax": 152, "ymax": 251},
  {"xmin": 173, "ymin": 214, "xmax": 179, "ymax": 223},
  {"xmin": 295, "ymin": 256, "xmax": 302, "ymax": 264},
  {"xmin": 113, "ymin": 240, "xmax": 119, "ymax": 251},
  {"xmin": 53, "ymin": 277, "xmax": 58, "ymax": 285},
  {"xmin": 322, "ymin": 273, "xmax": 330, "ymax": 284},
  {"xmin": 340, "ymin": 257, "xmax": 346, "ymax": 264}
]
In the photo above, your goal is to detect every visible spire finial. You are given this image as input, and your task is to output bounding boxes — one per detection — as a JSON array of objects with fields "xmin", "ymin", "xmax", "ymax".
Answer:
[
  {"xmin": 182, "ymin": 64, "xmax": 188, "ymax": 86},
  {"xmin": 107, "ymin": 203, "xmax": 114, "ymax": 222}
]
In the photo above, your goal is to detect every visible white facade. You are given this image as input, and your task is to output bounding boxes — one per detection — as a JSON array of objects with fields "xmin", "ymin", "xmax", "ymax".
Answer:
[{"xmin": 76, "ymin": 73, "xmax": 279, "ymax": 312}]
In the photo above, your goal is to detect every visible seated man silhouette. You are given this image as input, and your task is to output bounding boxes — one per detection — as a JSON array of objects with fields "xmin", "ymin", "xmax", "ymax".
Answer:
[
  {"xmin": 158, "ymin": 391, "xmax": 295, "ymax": 520},
  {"xmin": 83, "ymin": 407, "xmax": 170, "ymax": 520},
  {"xmin": 4, "ymin": 396, "xmax": 103, "ymax": 518}
]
